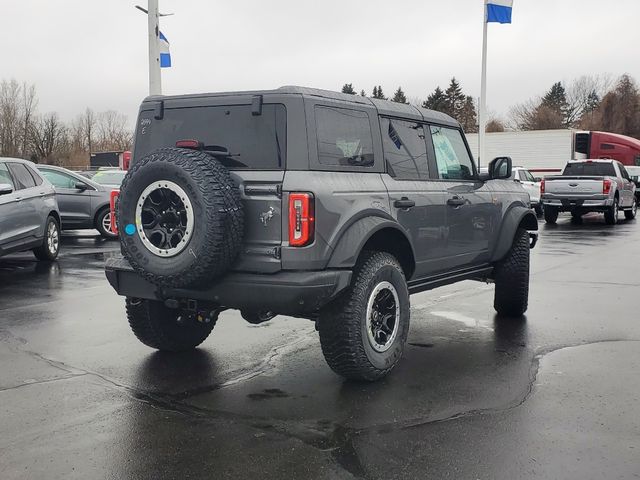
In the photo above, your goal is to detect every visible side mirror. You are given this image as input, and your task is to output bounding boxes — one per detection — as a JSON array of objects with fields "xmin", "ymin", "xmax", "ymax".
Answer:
[
  {"xmin": 0, "ymin": 183, "xmax": 14, "ymax": 195},
  {"xmin": 488, "ymin": 156, "xmax": 513, "ymax": 180},
  {"xmin": 74, "ymin": 182, "xmax": 88, "ymax": 191}
]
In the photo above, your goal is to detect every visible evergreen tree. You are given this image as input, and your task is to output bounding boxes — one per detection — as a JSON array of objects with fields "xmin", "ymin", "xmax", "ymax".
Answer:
[
  {"xmin": 541, "ymin": 82, "xmax": 568, "ymax": 117},
  {"xmin": 459, "ymin": 96, "xmax": 478, "ymax": 133},
  {"xmin": 584, "ymin": 90, "xmax": 600, "ymax": 114},
  {"xmin": 341, "ymin": 83, "xmax": 356, "ymax": 95},
  {"xmin": 392, "ymin": 87, "xmax": 407, "ymax": 104},
  {"xmin": 360, "ymin": 89, "xmax": 366, "ymax": 97},
  {"xmin": 372, "ymin": 86, "xmax": 387, "ymax": 100},
  {"xmin": 444, "ymin": 77, "xmax": 465, "ymax": 118},
  {"xmin": 423, "ymin": 86, "xmax": 447, "ymax": 112}
]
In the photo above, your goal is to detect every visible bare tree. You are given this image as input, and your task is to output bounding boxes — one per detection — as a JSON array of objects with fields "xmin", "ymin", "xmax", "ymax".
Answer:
[
  {"xmin": 81, "ymin": 108, "xmax": 96, "ymax": 153},
  {"xmin": 486, "ymin": 118, "xmax": 506, "ymax": 133},
  {"xmin": 565, "ymin": 74, "xmax": 612, "ymax": 127},
  {"xmin": 21, "ymin": 82, "xmax": 38, "ymax": 158},
  {"xmin": 0, "ymin": 79, "xmax": 23, "ymax": 157},
  {"xmin": 587, "ymin": 74, "xmax": 640, "ymax": 139},
  {"xmin": 96, "ymin": 110, "xmax": 132, "ymax": 151},
  {"xmin": 30, "ymin": 113, "xmax": 68, "ymax": 164}
]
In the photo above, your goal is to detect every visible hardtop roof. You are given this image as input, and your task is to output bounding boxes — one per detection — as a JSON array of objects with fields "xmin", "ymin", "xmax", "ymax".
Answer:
[{"xmin": 144, "ymin": 86, "xmax": 459, "ymax": 127}]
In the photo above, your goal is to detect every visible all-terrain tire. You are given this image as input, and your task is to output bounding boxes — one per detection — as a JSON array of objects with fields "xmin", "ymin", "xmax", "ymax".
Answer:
[
  {"xmin": 33, "ymin": 216, "xmax": 60, "ymax": 261},
  {"xmin": 117, "ymin": 148, "xmax": 243, "ymax": 288},
  {"xmin": 604, "ymin": 197, "xmax": 619, "ymax": 225},
  {"xmin": 318, "ymin": 251, "xmax": 410, "ymax": 382},
  {"xmin": 544, "ymin": 206, "xmax": 558, "ymax": 224},
  {"xmin": 493, "ymin": 228, "xmax": 530, "ymax": 317},
  {"xmin": 624, "ymin": 201, "xmax": 637, "ymax": 220},
  {"xmin": 95, "ymin": 207, "xmax": 117, "ymax": 239},
  {"xmin": 125, "ymin": 297, "xmax": 215, "ymax": 351}
]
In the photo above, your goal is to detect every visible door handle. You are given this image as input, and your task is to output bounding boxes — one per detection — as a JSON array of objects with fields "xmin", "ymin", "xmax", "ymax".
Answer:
[
  {"xmin": 394, "ymin": 197, "xmax": 416, "ymax": 209},
  {"xmin": 447, "ymin": 196, "xmax": 466, "ymax": 207}
]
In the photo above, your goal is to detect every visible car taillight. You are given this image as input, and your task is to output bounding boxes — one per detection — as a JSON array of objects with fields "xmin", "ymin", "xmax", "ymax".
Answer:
[
  {"xmin": 175, "ymin": 139, "xmax": 203, "ymax": 149},
  {"xmin": 288, "ymin": 193, "xmax": 314, "ymax": 247},
  {"xmin": 540, "ymin": 179, "xmax": 545, "ymax": 194},
  {"xmin": 603, "ymin": 179, "xmax": 612, "ymax": 195},
  {"xmin": 110, "ymin": 190, "xmax": 120, "ymax": 234}
]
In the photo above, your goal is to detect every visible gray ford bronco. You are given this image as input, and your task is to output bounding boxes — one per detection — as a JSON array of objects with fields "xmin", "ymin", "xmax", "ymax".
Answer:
[{"xmin": 106, "ymin": 86, "xmax": 538, "ymax": 381}]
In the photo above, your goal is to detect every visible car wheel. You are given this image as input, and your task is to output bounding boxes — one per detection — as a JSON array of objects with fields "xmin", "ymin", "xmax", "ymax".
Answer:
[
  {"xmin": 117, "ymin": 147, "xmax": 243, "ymax": 288},
  {"xmin": 33, "ymin": 216, "xmax": 60, "ymax": 261},
  {"xmin": 624, "ymin": 200, "xmax": 637, "ymax": 220},
  {"xmin": 125, "ymin": 297, "xmax": 216, "ymax": 351},
  {"xmin": 96, "ymin": 207, "xmax": 117, "ymax": 238},
  {"xmin": 604, "ymin": 197, "xmax": 619, "ymax": 225},
  {"xmin": 318, "ymin": 251, "xmax": 410, "ymax": 381},
  {"xmin": 493, "ymin": 228, "xmax": 530, "ymax": 317},
  {"xmin": 544, "ymin": 206, "xmax": 558, "ymax": 224}
]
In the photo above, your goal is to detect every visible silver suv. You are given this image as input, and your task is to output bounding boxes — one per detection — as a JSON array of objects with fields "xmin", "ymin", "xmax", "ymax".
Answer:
[
  {"xmin": 106, "ymin": 87, "xmax": 538, "ymax": 381},
  {"xmin": 0, "ymin": 158, "xmax": 61, "ymax": 261}
]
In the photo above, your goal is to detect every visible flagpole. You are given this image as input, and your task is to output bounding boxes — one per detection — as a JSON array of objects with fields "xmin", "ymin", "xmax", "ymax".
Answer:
[
  {"xmin": 478, "ymin": 3, "xmax": 488, "ymax": 169},
  {"xmin": 148, "ymin": 0, "xmax": 162, "ymax": 95}
]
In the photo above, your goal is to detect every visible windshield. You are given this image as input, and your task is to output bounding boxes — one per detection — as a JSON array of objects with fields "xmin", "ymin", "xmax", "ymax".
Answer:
[
  {"xmin": 563, "ymin": 162, "xmax": 616, "ymax": 177},
  {"xmin": 92, "ymin": 171, "xmax": 126, "ymax": 185},
  {"xmin": 133, "ymin": 104, "xmax": 286, "ymax": 170}
]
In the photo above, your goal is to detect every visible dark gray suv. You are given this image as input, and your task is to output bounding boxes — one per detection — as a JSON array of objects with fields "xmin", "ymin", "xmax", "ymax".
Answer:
[{"xmin": 106, "ymin": 87, "xmax": 538, "ymax": 381}]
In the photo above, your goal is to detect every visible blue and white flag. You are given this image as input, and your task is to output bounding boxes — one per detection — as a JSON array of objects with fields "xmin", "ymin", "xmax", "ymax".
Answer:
[
  {"xmin": 486, "ymin": 0, "xmax": 513, "ymax": 24},
  {"xmin": 159, "ymin": 31, "xmax": 171, "ymax": 68}
]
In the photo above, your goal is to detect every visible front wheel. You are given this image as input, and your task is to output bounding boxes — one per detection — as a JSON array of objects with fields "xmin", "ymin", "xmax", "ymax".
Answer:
[
  {"xmin": 126, "ymin": 298, "xmax": 215, "ymax": 351},
  {"xmin": 96, "ymin": 207, "xmax": 117, "ymax": 239},
  {"xmin": 624, "ymin": 201, "xmax": 637, "ymax": 220},
  {"xmin": 544, "ymin": 206, "xmax": 558, "ymax": 224},
  {"xmin": 318, "ymin": 251, "xmax": 410, "ymax": 381},
  {"xmin": 604, "ymin": 197, "xmax": 619, "ymax": 225},
  {"xmin": 33, "ymin": 216, "xmax": 60, "ymax": 261},
  {"xmin": 493, "ymin": 228, "xmax": 530, "ymax": 317}
]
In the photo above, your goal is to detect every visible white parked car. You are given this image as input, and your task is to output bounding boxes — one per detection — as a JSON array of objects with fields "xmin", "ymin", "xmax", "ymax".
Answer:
[{"xmin": 511, "ymin": 167, "xmax": 542, "ymax": 215}]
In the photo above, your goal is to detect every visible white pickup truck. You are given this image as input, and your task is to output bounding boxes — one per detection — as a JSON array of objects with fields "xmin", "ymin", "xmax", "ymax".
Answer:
[{"xmin": 541, "ymin": 159, "xmax": 637, "ymax": 225}]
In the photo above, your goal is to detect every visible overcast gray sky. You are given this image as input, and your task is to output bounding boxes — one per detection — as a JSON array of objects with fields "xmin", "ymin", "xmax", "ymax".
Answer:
[{"xmin": 3, "ymin": 0, "xmax": 639, "ymax": 124}]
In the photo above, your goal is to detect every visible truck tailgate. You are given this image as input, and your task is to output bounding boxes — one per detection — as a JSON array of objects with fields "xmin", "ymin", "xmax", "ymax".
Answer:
[{"xmin": 544, "ymin": 176, "xmax": 605, "ymax": 196}]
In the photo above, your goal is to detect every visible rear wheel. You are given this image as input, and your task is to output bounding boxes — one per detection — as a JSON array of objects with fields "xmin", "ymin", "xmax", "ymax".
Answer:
[
  {"xmin": 624, "ymin": 200, "xmax": 637, "ymax": 220},
  {"xmin": 544, "ymin": 206, "xmax": 558, "ymax": 224},
  {"xmin": 126, "ymin": 298, "xmax": 215, "ymax": 351},
  {"xmin": 604, "ymin": 197, "xmax": 619, "ymax": 225},
  {"xmin": 318, "ymin": 251, "xmax": 410, "ymax": 381},
  {"xmin": 96, "ymin": 207, "xmax": 117, "ymax": 239},
  {"xmin": 33, "ymin": 216, "xmax": 60, "ymax": 261},
  {"xmin": 493, "ymin": 228, "xmax": 530, "ymax": 317},
  {"xmin": 534, "ymin": 204, "xmax": 543, "ymax": 217}
]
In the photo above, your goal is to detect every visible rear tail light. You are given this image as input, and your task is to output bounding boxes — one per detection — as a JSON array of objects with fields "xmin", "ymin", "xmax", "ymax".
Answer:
[
  {"xmin": 540, "ymin": 179, "xmax": 545, "ymax": 194},
  {"xmin": 288, "ymin": 193, "xmax": 314, "ymax": 247},
  {"xmin": 603, "ymin": 179, "xmax": 612, "ymax": 195},
  {"xmin": 175, "ymin": 139, "xmax": 203, "ymax": 149},
  {"xmin": 110, "ymin": 190, "xmax": 120, "ymax": 235}
]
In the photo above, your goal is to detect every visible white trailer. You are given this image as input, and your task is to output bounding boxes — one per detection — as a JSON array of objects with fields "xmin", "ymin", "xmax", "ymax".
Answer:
[{"xmin": 466, "ymin": 129, "xmax": 588, "ymax": 173}]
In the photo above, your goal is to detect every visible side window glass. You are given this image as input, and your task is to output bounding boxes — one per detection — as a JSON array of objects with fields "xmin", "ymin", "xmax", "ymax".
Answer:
[
  {"xmin": 525, "ymin": 170, "xmax": 536, "ymax": 182},
  {"xmin": 381, "ymin": 118, "xmax": 429, "ymax": 180},
  {"xmin": 26, "ymin": 166, "xmax": 43, "ymax": 186},
  {"xmin": 430, "ymin": 126, "xmax": 475, "ymax": 180},
  {"xmin": 620, "ymin": 165, "xmax": 630, "ymax": 180},
  {"xmin": 518, "ymin": 171, "xmax": 527, "ymax": 181},
  {"xmin": 315, "ymin": 106, "xmax": 374, "ymax": 167},
  {"xmin": 0, "ymin": 163, "xmax": 15, "ymax": 188},
  {"xmin": 40, "ymin": 170, "xmax": 76, "ymax": 189},
  {"xmin": 7, "ymin": 163, "xmax": 36, "ymax": 190}
]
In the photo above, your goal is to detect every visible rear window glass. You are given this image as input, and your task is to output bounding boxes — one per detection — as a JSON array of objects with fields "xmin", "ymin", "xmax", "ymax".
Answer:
[
  {"xmin": 134, "ymin": 104, "xmax": 286, "ymax": 170},
  {"xmin": 315, "ymin": 106, "xmax": 374, "ymax": 168},
  {"xmin": 92, "ymin": 171, "xmax": 126, "ymax": 186},
  {"xmin": 563, "ymin": 162, "xmax": 615, "ymax": 176}
]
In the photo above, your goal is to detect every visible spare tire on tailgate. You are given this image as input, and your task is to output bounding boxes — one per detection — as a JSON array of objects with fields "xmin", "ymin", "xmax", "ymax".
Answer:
[{"xmin": 117, "ymin": 147, "xmax": 243, "ymax": 288}]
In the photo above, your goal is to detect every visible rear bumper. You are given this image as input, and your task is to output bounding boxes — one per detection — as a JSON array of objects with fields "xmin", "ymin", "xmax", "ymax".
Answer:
[
  {"xmin": 105, "ymin": 256, "xmax": 352, "ymax": 315},
  {"xmin": 541, "ymin": 194, "xmax": 613, "ymax": 210}
]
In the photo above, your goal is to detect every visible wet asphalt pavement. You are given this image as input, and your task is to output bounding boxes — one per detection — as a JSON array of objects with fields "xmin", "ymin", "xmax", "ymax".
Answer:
[{"xmin": 1, "ymin": 217, "xmax": 639, "ymax": 480}]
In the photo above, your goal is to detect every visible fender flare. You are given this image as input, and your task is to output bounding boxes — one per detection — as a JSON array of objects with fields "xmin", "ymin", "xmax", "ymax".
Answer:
[
  {"xmin": 326, "ymin": 216, "xmax": 415, "ymax": 270},
  {"xmin": 491, "ymin": 205, "xmax": 538, "ymax": 262}
]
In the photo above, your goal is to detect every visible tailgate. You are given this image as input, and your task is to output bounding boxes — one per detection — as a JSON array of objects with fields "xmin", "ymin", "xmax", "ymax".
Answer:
[
  {"xmin": 231, "ymin": 170, "xmax": 284, "ymax": 273},
  {"xmin": 545, "ymin": 176, "xmax": 605, "ymax": 195}
]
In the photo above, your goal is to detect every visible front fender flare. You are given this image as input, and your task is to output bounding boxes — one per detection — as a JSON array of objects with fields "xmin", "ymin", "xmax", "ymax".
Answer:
[
  {"xmin": 491, "ymin": 205, "xmax": 538, "ymax": 262},
  {"xmin": 326, "ymin": 216, "xmax": 414, "ymax": 269}
]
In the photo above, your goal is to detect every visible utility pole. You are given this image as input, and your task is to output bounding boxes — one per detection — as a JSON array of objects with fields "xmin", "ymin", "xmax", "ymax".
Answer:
[{"xmin": 147, "ymin": 0, "xmax": 161, "ymax": 96}]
